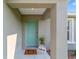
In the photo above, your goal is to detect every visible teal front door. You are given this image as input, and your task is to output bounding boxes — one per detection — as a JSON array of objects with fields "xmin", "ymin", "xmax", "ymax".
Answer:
[{"xmin": 24, "ymin": 20, "xmax": 38, "ymax": 48}]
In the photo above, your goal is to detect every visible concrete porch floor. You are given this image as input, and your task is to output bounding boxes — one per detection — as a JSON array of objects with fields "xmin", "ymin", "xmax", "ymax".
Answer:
[{"xmin": 15, "ymin": 48, "xmax": 50, "ymax": 59}]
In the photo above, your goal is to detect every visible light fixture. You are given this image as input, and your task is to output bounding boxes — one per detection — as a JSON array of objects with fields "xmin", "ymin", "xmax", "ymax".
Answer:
[{"xmin": 32, "ymin": 8, "xmax": 34, "ymax": 10}]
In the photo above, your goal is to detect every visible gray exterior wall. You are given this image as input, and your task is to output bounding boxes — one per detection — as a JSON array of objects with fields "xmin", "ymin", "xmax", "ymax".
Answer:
[{"xmin": 3, "ymin": 2, "xmax": 22, "ymax": 59}]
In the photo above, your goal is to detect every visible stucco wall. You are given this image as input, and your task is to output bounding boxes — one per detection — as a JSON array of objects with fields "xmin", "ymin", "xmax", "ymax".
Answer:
[
  {"xmin": 39, "ymin": 18, "xmax": 51, "ymax": 49},
  {"xmin": 3, "ymin": 3, "xmax": 22, "ymax": 59}
]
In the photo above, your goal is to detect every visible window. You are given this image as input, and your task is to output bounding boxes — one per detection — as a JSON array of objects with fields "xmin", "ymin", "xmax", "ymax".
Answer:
[{"xmin": 67, "ymin": 18, "xmax": 76, "ymax": 43}]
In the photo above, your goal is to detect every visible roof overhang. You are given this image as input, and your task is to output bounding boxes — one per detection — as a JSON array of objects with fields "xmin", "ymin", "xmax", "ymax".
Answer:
[
  {"xmin": 68, "ymin": 13, "xmax": 76, "ymax": 18},
  {"xmin": 7, "ymin": 0, "xmax": 56, "ymax": 8}
]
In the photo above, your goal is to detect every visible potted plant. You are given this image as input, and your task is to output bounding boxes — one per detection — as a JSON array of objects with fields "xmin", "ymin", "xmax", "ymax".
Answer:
[
  {"xmin": 39, "ymin": 37, "xmax": 45, "ymax": 45},
  {"xmin": 38, "ymin": 37, "xmax": 46, "ymax": 53}
]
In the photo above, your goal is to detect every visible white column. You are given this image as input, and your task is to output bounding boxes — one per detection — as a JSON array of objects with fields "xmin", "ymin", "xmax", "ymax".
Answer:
[
  {"xmin": 50, "ymin": 0, "xmax": 68, "ymax": 59},
  {"xmin": 56, "ymin": 0, "xmax": 68, "ymax": 59}
]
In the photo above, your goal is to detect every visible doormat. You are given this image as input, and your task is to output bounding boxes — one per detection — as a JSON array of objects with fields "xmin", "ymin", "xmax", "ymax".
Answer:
[{"xmin": 24, "ymin": 49, "xmax": 37, "ymax": 55}]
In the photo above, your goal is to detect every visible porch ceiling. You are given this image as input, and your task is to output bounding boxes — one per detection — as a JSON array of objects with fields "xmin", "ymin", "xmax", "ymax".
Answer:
[
  {"xmin": 18, "ymin": 8, "xmax": 47, "ymax": 15},
  {"xmin": 7, "ymin": 2, "xmax": 55, "ymax": 15}
]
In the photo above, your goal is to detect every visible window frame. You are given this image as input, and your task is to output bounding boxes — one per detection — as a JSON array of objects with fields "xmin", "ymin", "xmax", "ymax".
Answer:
[{"xmin": 67, "ymin": 18, "xmax": 76, "ymax": 44}]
